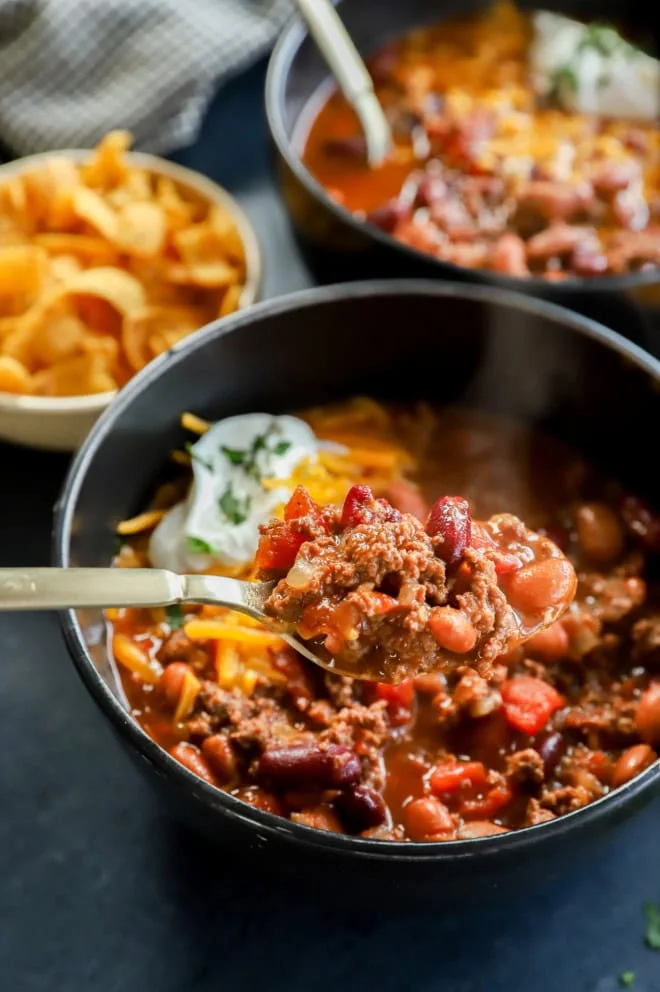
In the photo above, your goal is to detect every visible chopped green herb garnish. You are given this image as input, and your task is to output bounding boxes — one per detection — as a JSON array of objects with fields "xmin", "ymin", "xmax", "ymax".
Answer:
[
  {"xmin": 184, "ymin": 441, "xmax": 213, "ymax": 473},
  {"xmin": 219, "ymin": 485, "xmax": 249, "ymax": 525},
  {"xmin": 166, "ymin": 604, "xmax": 185, "ymax": 629},
  {"xmin": 113, "ymin": 536, "xmax": 127, "ymax": 555},
  {"xmin": 579, "ymin": 23, "xmax": 628, "ymax": 58},
  {"xmin": 644, "ymin": 902, "xmax": 660, "ymax": 949},
  {"xmin": 273, "ymin": 440, "xmax": 291, "ymax": 455},
  {"xmin": 619, "ymin": 972, "xmax": 636, "ymax": 988},
  {"xmin": 221, "ymin": 445, "xmax": 246, "ymax": 466},
  {"xmin": 187, "ymin": 536, "xmax": 214, "ymax": 555},
  {"xmin": 549, "ymin": 64, "xmax": 578, "ymax": 102}
]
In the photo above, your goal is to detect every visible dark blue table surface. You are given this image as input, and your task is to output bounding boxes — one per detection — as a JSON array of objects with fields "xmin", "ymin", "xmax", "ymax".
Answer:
[{"xmin": 1, "ymin": 61, "xmax": 660, "ymax": 992}]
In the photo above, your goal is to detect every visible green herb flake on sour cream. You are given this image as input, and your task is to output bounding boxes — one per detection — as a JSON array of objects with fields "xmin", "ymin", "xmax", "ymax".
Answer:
[
  {"xmin": 148, "ymin": 413, "xmax": 331, "ymax": 573},
  {"xmin": 530, "ymin": 11, "xmax": 660, "ymax": 121}
]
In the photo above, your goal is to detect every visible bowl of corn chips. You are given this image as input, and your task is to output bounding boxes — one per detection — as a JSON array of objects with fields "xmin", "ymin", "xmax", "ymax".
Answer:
[{"xmin": 0, "ymin": 131, "xmax": 261, "ymax": 451}]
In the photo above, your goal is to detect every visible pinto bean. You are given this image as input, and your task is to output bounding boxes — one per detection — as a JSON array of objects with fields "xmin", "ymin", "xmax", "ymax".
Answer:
[
  {"xmin": 257, "ymin": 744, "xmax": 361, "ymax": 790},
  {"xmin": 403, "ymin": 797, "xmax": 454, "ymax": 841},
  {"xmin": 575, "ymin": 502, "xmax": 624, "ymax": 564},
  {"xmin": 612, "ymin": 744, "xmax": 656, "ymax": 787},
  {"xmin": 490, "ymin": 233, "xmax": 529, "ymax": 276},
  {"xmin": 591, "ymin": 158, "xmax": 640, "ymax": 195},
  {"xmin": 457, "ymin": 821, "xmax": 508, "ymax": 839},
  {"xmin": 526, "ymin": 621, "xmax": 569, "ymax": 663},
  {"xmin": 169, "ymin": 742, "xmax": 216, "ymax": 786},
  {"xmin": 201, "ymin": 735, "xmax": 236, "ymax": 784},
  {"xmin": 428, "ymin": 607, "xmax": 477, "ymax": 654},
  {"xmin": 504, "ymin": 558, "xmax": 576, "ymax": 616},
  {"xmin": 291, "ymin": 805, "xmax": 343, "ymax": 832},
  {"xmin": 526, "ymin": 223, "xmax": 598, "ymax": 260},
  {"xmin": 159, "ymin": 662, "xmax": 192, "ymax": 708},
  {"xmin": 635, "ymin": 684, "xmax": 660, "ymax": 745},
  {"xmin": 517, "ymin": 180, "xmax": 595, "ymax": 222},
  {"xmin": 380, "ymin": 479, "xmax": 429, "ymax": 520}
]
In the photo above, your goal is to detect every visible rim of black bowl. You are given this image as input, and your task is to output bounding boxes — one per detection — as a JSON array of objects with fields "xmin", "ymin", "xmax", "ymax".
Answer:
[
  {"xmin": 54, "ymin": 280, "xmax": 660, "ymax": 862},
  {"xmin": 265, "ymin": 9, "xmax": 660, "ymax": 297}
]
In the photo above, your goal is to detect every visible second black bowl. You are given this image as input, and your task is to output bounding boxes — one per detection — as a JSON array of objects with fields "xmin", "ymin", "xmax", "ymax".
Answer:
[
  {"xmin": 55, "ymin": 281, "xmax": 660, "ymax": 906},
  {"xmin": 265, "ymin": 0, "xmax": 660, "ymax": 346}
]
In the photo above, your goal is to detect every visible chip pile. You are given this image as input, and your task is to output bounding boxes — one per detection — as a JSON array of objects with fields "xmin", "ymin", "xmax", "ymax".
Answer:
[{"xmin": 0, "ymin": 131, "xmax": 248, "ymax": 397}]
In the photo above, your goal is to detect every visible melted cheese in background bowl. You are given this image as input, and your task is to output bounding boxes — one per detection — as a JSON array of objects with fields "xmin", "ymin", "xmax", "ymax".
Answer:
[{"xmin": 149, "ymin": 414, "xmax": 328, "ymax": 573}]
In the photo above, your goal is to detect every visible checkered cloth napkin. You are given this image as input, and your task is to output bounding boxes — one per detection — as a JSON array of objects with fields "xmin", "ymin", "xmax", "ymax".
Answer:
[{"xmin": 0, "ymin": 0, "xmax": 295, "ymax": 156}]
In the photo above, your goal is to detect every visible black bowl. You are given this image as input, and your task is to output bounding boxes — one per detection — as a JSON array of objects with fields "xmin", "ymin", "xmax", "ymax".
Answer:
[
  {"xmin": 265, "ymin": 0, "xmax": 660, "ymax": 347},
  {"xmin": 55, "ymin": 281, "xmax": 660, "ymax": 906}
]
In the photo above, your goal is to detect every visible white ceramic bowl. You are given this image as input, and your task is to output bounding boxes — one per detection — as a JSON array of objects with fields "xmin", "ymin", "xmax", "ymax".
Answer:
[{"xmin": 0, "ymin": 151, "xmax": 262, "ymax": 451}]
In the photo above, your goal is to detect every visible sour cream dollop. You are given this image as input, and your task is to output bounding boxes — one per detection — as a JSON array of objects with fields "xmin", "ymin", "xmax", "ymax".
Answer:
[
  {"xmin": 531, "ymin": 12, "xmax": 660, "ymax": 121},
  {"xmin": 149, "ymin": 414, "xmax": 326, "ymax": 572}
]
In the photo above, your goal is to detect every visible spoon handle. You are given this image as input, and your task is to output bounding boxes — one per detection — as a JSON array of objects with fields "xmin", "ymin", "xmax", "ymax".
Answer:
[
  {"xmin": 295, "ymin": 0, "xmax": 391, "ymax": 166},
  {"xmin": 0, "ymin": 567, "xmax": 272, "ymax": 617}
]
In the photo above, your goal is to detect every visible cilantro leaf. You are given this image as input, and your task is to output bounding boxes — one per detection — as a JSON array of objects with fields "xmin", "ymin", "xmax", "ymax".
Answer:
[
  {"xmin": 187, "ymin": 536, "xmax": 214, "ymax": 555},
  {"xmin": 619, "ymin": 972, "xmax": 636, "ymax": 987},
  {"xmin": 166, "ymin": 604, "xmax": 185, "ymax": 630},
  {"xmin": 221, "ymin": 445, "xmax": 246, "ymax": 466},
  {"xmin": 184, "ymin": 442, "xmax": 213, "ymax": 472},
  {"xmin": 645, "ymin": 902, "xmax": 660, "ymax": 949},
  {"xmin": 219, "ymin": 486, "xmax": 249, "ymax": 525},
  {"xmin": 273, "ymin": 440, "xmax": 291, "ymax": 455}
]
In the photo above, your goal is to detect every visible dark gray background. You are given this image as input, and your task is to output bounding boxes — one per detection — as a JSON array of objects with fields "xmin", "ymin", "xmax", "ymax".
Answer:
[{"xmin": 1, "ymin": 62, "xmax": 659, "ymax": 992}]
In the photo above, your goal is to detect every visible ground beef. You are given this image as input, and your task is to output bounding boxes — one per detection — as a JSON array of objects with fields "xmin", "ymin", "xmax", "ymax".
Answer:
[
  {"xmin": 318, "ymin": 702, "xmax": 390, "ymax": 789},
  {"xmin": 505, "ymin": 749, "xmax": 545, "ymax": 787},
  {"xmin": 158, "ymin": 629, "xmax": 209, "ymax": 671},
  {"xmin": 261, "ymin": 488, "xmax": 574, "ymax": 683}
]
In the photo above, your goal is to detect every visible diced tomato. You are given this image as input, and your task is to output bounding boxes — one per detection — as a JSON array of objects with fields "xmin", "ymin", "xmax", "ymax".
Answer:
[
  {"xmin": 374, "ymin": 678, "xmax": 415, "ymax": 708},
  {"xmin": 429, "ymin": 759, "xmax": 488, "ymax": 795},
  {"xmin": 501, "ymin": 676, "xmax": 565, "ymax": 736},
  {"xmin": 460, "ymin": 782, "xmax": 512, "ymax": 819},
  {"xmin": 341, "ymin": 485, "xmax": 375, "ymax": 528},
  {"xmin": 255, "ymin": 524, "xmax": 304, "ymax": 571},
  {"xmin": 284, "ymin": 485, "xmax": 320, "ymax": 522}
]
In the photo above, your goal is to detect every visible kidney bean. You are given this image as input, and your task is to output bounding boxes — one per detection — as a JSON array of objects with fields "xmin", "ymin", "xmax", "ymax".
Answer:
[
  {"xmin": 575, "ymin": 502, "xmax": 624, "ymax": 564},
  {"xmin": 337, "ymin": 785, "xmax": 388, "ymax": 832},
  {"xmin": 635, "ymin": 683, "xmax": 660, "ymax": 745},
  {"xmin": 526, "ymin": 621, "xmax": 569, "ymax": 663},
  {"xmin": 526, "ymin": 223, "xmax": 597, "ymax": 260},
  {"xmin": 490, "ymin": 233, "xmax": 529, "ymax": 276},
  {"xmin": 322, "ymin": 135, "xmax": 368, "ymax": 160},
  {"xmin": 159, "ymin": 662, "xmax": 192, "ymax": 708},
  {"xmin": 403, "ymin": 797, "xmax": 454, "ymax": 841},
  {"xmin": 591, "ymin": 158, "xmax": 640, "ymax": 195},
  {"xmin": 534, "ymin": 730, "xmax": 567, "ymax": 777},
  {"xmin": 612, "ymin": 743, "xmax": 656, "ymax": 788},
  {"xmin": 257, "ymin": 744, "xmax": 361, "ymax": 790},
  {"xmin": 201, "ymin": 734, "xmax": 236, "ymax": 784},
  {"xmin": 169, "ymin": 742, "xmax": 216, "ymax": 786},
  {"xmin": 427, "ymin": 607, "xmax": 477, "ymax": 654},
  {"xmin": 517, "ymin": 181, "xmax": 595, "ymax": 222},
  {"xmin": 504, "ymin": 558, "xmax": 576, "ymax": 616},
  {"xmin": 426, "ymin": 495, "xmax": 473, "ymax": 565},
  {"xmin": 457, "ymin": 821, "xmax": 508, "ymax": 839},
  {"xmin": 571, "ymin": 242, "xmax": 608, "ymax": 276},
  {"xmin": 341, "ymin": 484, "xmax": 375, "ymax": 528},
  {"xmin": 620, "ymin": 495, "xmax": 660, "ymax": 553},
  {"xmin": 366, "ymin": 198, "xmax": 411, "ymax": 233},
  {"xmin": 291, "ymin": 805, "xmax": 343, "ymax": 832}
]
